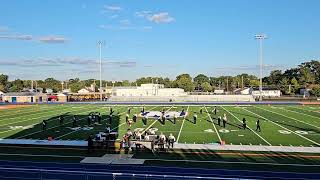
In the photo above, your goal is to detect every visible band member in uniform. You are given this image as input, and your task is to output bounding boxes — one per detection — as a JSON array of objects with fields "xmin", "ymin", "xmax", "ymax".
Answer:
[
  {"xmin": 142, "ymin": 116, "xmax": 147, "ymax": 126},
  {"xmin": 42, "ymin": 120, "xmax": 47, "ymax": 131},
  {"xmin": 72, "ymin": 116, "xmax": 77, "ymax": 127},
  {"xmin": 222, "ymin": 113, "xmax": 227, "ymax": 128},
  {"xmin": 59, "ymin": 115, "xmax": 64, "ymax": 125},
  {"xmin": 133, "ymin": 114, "xmax": 137, "ymax": 123},
  {"xmin": 242, "ymin": 118, "xmax": 247, "ymax": 130},
  {"xmin": 168, "ymin": 133, "xmax": 176, "ymax": 148},
  {"xmin": 193, "ymin": 113, "xmax": 198, "ymax": 124},
  {"xmin": 173, "ymin": 114, "xmax": 177, "ymax": 124},
  {"xmin": 256, "ymin": 119, "xmax": 261, "ymax": 132},
  {"xmin": 125, "ymin": 114, "xmax": 129, "ymax": 123}
]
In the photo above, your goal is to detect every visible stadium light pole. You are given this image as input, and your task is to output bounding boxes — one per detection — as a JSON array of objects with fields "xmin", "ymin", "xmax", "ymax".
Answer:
[
  {"xmin": 97, "ymin": 41, "xmax": 105, "ymax": 101},
  {"xmin": 255, "ymin": 34, "xmax": 267, "ymax": 101},
  {"xmin": 61, "ymin": 82, "xmax": 64, "ymax": 92}
]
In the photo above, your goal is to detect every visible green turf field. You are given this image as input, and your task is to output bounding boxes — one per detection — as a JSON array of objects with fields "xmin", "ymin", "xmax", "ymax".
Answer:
[{"xmin": 0, "ymin": 104, "xmax": 319, "ymax": 147}]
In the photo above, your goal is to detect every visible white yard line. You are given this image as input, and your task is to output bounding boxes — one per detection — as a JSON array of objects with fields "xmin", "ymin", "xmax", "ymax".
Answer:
[
  {"xmin": 0, "ymin": 105, "xmax": 94, "ymax": 135},
  {"xmin": 16, "ymin": 105, "xmax": 114, "ymax": 139},
  {"xmin": 243, "ymin": 108, "xmax": 320, "ymax": 146},
  {"xmin": 109, "ymin": 106, "xmax": 159, "ymax": 132},
  {"xmin": 204, "ymin": 106, "xmax": 222, "ymax": 143},
  {"xmin": 221, "ymin": 106, "xmax": 272, "ymax": 146},
  {"xmin": 142, "ymin": 106, "xmax": 174, "ymax": 134},
  {"xmin": 0, "ymin": 105, "xmax": 56, "ymax": 119},
  {"xmin": 56, "ymin": 106, "xmax": 129, "ymax": 140},
  {"xmin": 0, "ymin": 105, "xmax": 68, "ymax": 124},
  {"xmin": 176, "ymin": 106, "xmax": 190, "ymax": 143},
  {"xmin": 258, "ymin": 106, "xmax": 320, "ymax": 129},
  {"xmin": 280, "ymin": 106, "xmax": 320, "ymax": 120},
  {"xmin": 0, "ymin": 105, "xmax": 92, "ymax": 129},
  {"xmin": 62, "ymin": 106, "xmax": 161, "ymax": 140},
  {"xmin": 290, "ymin": 106, "xmax": 320, "ymax": 114}
]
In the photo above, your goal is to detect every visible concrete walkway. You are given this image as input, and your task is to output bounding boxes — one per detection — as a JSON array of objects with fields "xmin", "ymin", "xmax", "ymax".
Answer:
[
  {"xmin": 175, "ymin": 143, "xmax": 320, "ymax": 153},
  {"xmin": 80, "ymin": 154, "xmax": 145, "ymax": 165}
]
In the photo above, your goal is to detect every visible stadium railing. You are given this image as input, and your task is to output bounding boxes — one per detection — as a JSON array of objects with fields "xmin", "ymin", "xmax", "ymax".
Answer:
[{"xmin": 0, "ymin": 166, "xmax": 234, "ymax": 180}]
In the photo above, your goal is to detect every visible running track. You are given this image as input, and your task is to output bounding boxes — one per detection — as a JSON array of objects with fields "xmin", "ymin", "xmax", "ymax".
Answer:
[{"xmin": 0, "ymin": 160, "xmax": 319, "ymax": 179}]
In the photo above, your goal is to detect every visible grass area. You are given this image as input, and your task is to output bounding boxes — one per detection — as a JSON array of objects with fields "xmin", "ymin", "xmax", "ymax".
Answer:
[
  {"xmin": 0, "ymin": 103, "xmax": 319, "ymax": 172},
  {"xmin": 0, "ymin": 104, "xmax": 319, "ymax": 146}
]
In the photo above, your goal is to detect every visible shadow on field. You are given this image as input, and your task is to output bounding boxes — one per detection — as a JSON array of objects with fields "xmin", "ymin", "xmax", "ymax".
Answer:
[{"xmin": 7, "ymin": 111, "xmax": 121, "ymax": 141}]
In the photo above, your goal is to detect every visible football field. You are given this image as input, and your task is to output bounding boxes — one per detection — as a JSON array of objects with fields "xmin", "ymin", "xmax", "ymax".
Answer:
[{"xmin": 0, "ymin": 103, "xmax": 319, "ymax": 147}]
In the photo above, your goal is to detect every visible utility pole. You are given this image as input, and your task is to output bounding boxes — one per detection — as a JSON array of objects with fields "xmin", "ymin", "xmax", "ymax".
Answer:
[
  {"xmin": 226, "ymin": 77, "xmax": 229, "ymax": 93},
  {"xmin": 97, "ymin": 41, "xmax": 105, "ymax": 101},
  {"xmin": 61, "ymin": 82, "xmax": 64, "ymax": 92},
  {"xmin": 35, "ymin": 81, "xmax": 37, "ymax": 92},
  {"xmin": 255, "ymin": 34, "xmax": 267, "ymax": 101},
  {"xmin": 241, "ymin": 76, "xmax": 244, "ymax": 89}
]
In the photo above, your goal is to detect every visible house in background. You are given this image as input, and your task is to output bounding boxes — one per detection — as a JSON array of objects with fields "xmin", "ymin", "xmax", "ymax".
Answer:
[
  {"xmin": 2, "ymin": 92, "xmax": 47, "ymax": 103},
  {"xmin": 77, "ymin": 83, "xmax": 96, "ymax": 94},
  {"xmin": 62, "ymin": 88, "xmax": 71, "ymax": 94},
  {"xmin": 0, "ymin": 91, "xmax": 4, "ymax": 102},
  {"xmin": 234, "ymin": 87, "xmax": 281, "ymax": 98},
  {"xmin": 252, "ymin": 87, "xmax": 281, "ymax": 98},
  {"xmin": 78, "ymin": 88, "xmax": 93, "ymax": 94},
  {"xmin": 46, "ymin": 88, "xmax": 53, "ymax": 94},
  {"xmin": 214, "ymin": 89, "xmax": 225, "ymax": 95},
  {"xmin": 111, "ymin": 84, "xmax": 187, "ymax": 97},
  {"xmin": 234, "ymin": 88, "xmax": 252, "ymax": 95},
  {"xmin": 299, "ymin": 88, "xmax": 311, "ymax": 97}
]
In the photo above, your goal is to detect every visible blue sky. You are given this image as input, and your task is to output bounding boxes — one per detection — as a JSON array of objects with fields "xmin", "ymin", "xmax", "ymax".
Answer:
[{"xmin": 0, "ymin": 0, "xmax": 320, "ymax": 81}]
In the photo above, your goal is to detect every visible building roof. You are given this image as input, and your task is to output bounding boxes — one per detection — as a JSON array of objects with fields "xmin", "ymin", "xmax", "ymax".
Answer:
[
  {"xmin": 4, "ymin": 92, "xmax": 45, "ymax": 96},
  {"xmin": 252, "ymin": 87, "xmax": 280, "ymax": 91},
  {"xmin": 112, "ymin": 87, "xmax": 138, "ymax": 90}
]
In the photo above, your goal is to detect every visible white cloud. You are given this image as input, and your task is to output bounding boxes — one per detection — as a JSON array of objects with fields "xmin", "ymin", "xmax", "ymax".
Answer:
[
  {"xmin": 119, "ymin": 19, "xmax": 130, "ymax": 25},
  {"xmin": 148, "ymin": 12, "xmax": 175, "ymax": 23},
  {"xmin": 99, "ymin": 25, "xmax": 152, "ymax": 31},
  {"xmin": 0, "ymin": 26, "xmax": 9, "ymax": 32},
  {"xmin": 135, "ymin": 11, "xmax": 152, "ymax": 18},
  {"xmin": 0, "ymin": 58, "xmax": 137, "ymax": 68},
  {"xmin": 109, "ymin": 14, "xmax": 119, "ymax": 19},
  {"xmin": 0, "ymin": 35, "xmax": 32, "ymax": 40},
  {"xmin": 38, "ymin": 35, "xmax": 68, "ymax": 43},
  {"xmin": 142, "ymin": 26, "xmax": 152, "ymax": 30},
  {"xmin": 104, "ymin": 5, "xmax": 122, "ymax": 11}
]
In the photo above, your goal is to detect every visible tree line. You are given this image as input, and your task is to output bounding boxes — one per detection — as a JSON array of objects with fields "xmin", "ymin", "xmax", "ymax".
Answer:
[{"xmin": 0, "ymin": 60, "xmax": 319, "ymax": 96}]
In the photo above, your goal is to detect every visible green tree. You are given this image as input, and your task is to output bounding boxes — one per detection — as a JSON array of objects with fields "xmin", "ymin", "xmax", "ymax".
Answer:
[
  {"xmin": 268, "ymin": 70, "xmax": 282, "ymax": 85},
  {"xmin": 249, "ymin": 79, "xmax": 260, "ymax": 87},
  {"xmin": 69, "ymin": 83, "xmax": 83, "ymax": 93},
  {"xmin": 176, "ymin": 77, "xmax": 195, "ymax": 92},
  {"xmin": 310, "ymin": 86, "xmax": 320, "ymax": 97},
  {"xmin": 201, "ymin": 82, "xmax": 212, "ymax": 92},
  {"xmin": 0, "ymin": 74, "xmax": 8, "ymax": 92},
  {"xmin": 122, "ymin": 80, "xmax": 131, "ymax": 86},
  {"xmin": 299, "ymin": 67, "xmax": 315, "ymax": 86},
  {"xmin": 290, "ymin": 77, "xmax": 300, "ymax": 94},
  {"xmin": 279, "ymin": 77, "xmax": 289, "ymax": 94},
  {"xmin": 0, "ymin": 84, "xmax": 6, "ymax": 92},
  {"xmin": 194, "ymin": 74, "xmax": 209, "ymax": 86},
  {"xmin": 176, "ymin": 74, "xmax": 192, "ymax": 81},
  {"xmin": 11, "ymin": 79, "xmax": 24, "ymax": 92},
  {"xmin": 44, "ymin": 78, "xmax": 61, "ymax": 93}
]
